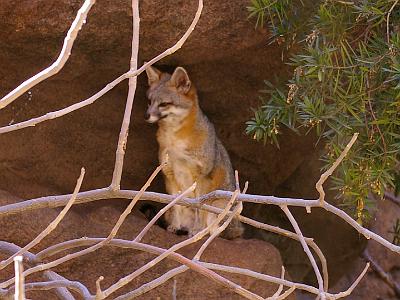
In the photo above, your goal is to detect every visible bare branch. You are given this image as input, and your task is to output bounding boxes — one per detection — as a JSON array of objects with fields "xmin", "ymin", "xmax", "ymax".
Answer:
[
  {"xmin": 2, "ymin": 184, "xmax": 399, "ymax": 255},
  {"xmin": 275, "ymin": 287, "xmax": 295, "ymax": 300},
  {"xmin": 125, "ymin": 0, "xmax": 204, "ymax": 78},
  {"xmin": 0, "ymin": 242, "xmax": 92, "ymax": 300},
  {"xmin": 332, "ymin": 263, "xmax": 369, "ymax": 299},
  {"xmin": 99, "ymin": 190, "xmax": 264, "ymax": 300},
  {"xmin": 134, "ymin": 182, "xmax": 197, "ymax": 242},
  {"xmin": 322, "ymin": 201, "xmax": 400, "ymax": 254},
  {"xmin": 269, "ymin": 266, "xmax": 285, "ymax": 299},
  {"xmin": 0, "ymin": 0, "xmax": 204, "ymax": 136},
  {"xmin": 172, "ymin": 278, "xmax": 177, "ymax": 300},
  {"xmin": 31, "ymin": 237, "xmax": 367, "ymax": 298},
  {"xmin": 0, "ymin": 188, "xmax": 330, "ymax": 288},
  {"xmin": 0, "ymin": 0, "xmax": 96, "ymax": 110},
  {"xmin": 110, "ymin": 0, "xmax": 140, "ymax": 190},
  {"xmin": 281, "ymin": 205, "xmax": 325, "ymax": 297},
  {"xmin": 114, "ymin": 266, "xmax": 187, "ymax": 300},
  {"xmin": 43, "ymin": 271, "xmax": 78, "ymax": 300},
  {"xmin": 13, "ymin": 256, "xmax": 24, "ymax": 300},
  {"xmin": 235, "ymin": 170, "xmax": 240, "ymax": 191},
  {"xmin": 242, "ymin": 181, "xmax": 249, "ymax": 194},
  {"xmin": 316, "ymin": 133, "xmax": 358, "ymax": 204},
  {"xmin": 6, "ymin": 279, "xmax": 93, "ymax": 300},
  {"xmin": 0, "ymin": 164, "xmax": 163, "ymax": 289},
  {"xmin": 201, "ymin": 262, "xmax": 358, "ymax": 299},
  {"xmin": 0, "ymin": 168, "xmax": 85, "ymax": 271},
  {"xmin": 95, "ymin": 276, "xmax": 104, "ymax": 299},
  {"xmin": 193, "ymin": 194, "xmax": 243, "ymax": 260},
  {"xmin": 363, "ymin": 250, "xmax": 400, "ymax": 297},
  {"xmin": 0, "ymin": 242, "xmax": 38, "ymax": 266},
  {"xmin": 192, "ymin": 172, "xmax": 246, "ymax": 260},
  {"xmin": 0, "ymin": 73, "xmax": 127, "ymax": 135}
]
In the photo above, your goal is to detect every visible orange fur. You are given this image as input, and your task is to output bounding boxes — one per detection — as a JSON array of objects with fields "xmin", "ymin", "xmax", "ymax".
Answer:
[
  {"xmin": 175, "ymin": 105, "xmax": 206, "ymax": 148},
  {"xmin": 208, "ymin": 166, "xmax": 226, "ymax": 191}
]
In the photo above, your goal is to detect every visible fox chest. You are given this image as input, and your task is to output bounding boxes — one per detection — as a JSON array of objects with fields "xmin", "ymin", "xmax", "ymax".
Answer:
[{"xmin": 158, "ymin": 137, "xmax": 202, "ymax": 190}]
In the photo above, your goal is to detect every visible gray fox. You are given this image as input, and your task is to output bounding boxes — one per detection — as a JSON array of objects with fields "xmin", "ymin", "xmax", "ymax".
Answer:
[{"xmin": 144, "ymin": 65, "xmax": 243, "ymax": 239}]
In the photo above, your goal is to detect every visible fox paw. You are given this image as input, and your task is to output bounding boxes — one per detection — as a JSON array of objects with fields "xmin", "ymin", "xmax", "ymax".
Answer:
[{"xmin": 167, "ymin": 225, "xmax": 188, "ymax": 236}]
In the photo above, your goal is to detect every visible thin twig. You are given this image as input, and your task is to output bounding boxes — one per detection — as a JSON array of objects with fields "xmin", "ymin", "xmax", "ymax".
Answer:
[
  {"xmin": 366, "ymin": 77, "xmax": 387, "ymax": 162},
  {"xmin": 332, "ymin": 263, "xmax": 369, "ymax": 299},
  {"xmin": 134, "ymin": 182, "xmax": 197, "ymax": 242},
  {"xmin": 115, "ymin": 266, "xmax": 186, "ymax": 300},
  {"xmin": 276, "ymin": 287, "xmax": 295, "ymax": 300},
  {"xmin": 315, "ymin": 133, "xmax": 358, "ymax": 204},
  {"xmin": 193, "ymin": 192, "xmax": 242, "ymax": 260},
  {"xmin": 387, "ymin": 0, "xmax": 400, "ymax": 44},
  {"xmin": 0, "ymin": 168, "xmax": 85, "ymax": 271},
  {"xmin": 235, "ymin": 170, "xmax": 240, "ymax": 191},
  {"xmin": 13, "ymin": 256, "xmax": 24, "ymax": 300},
  {"xmin": 125, "ymin": 0, "xmax": 204, "ymax": 79},
  {"xmin": 110, "ymin": 0, "xmax": 140, "ymax": 190},
  {"xmin": 203, "ymin": 261, "xmax": 367, "ymax": 300},
  {"xmin": 242, "ymin": 181, "xmax": 249, "ymax": 194},
  {"xmin": 268, "ymin": 266, "xmax": 285, "ymax": 299},
  {"xmin": 0, "ymin": 73, "xmax": 126, "ymax": 135},
  {"xmin": 95, "ymin": 276, "xmax": 104, "ymax": 299},
  {"xmin": 363, "ymin": 250, "xmax": 400, "ymax": 297},
  {"xmin": 0, "ymin": 0, "xmax": 96, "ymax": 110},
  {"xmin": 281, "ymin": 205, "xmax": 325, "ymax": 298},
  {"xmin": 43, "ymin": 271, "xmax": 79, "ymax": 300},
  {"xmin": 172, "ymin": 278, "xmax": 177, "ymax": 300}
]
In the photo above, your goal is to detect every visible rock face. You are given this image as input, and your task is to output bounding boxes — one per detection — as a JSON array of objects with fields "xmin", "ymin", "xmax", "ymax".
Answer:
[
  {"xmin": 326, "ymin": 198, "xmax": 400, "ymax": 300},
  {"xmin": 0, "ymin": 0, "xmax": 308, "ymax": 197},
  {"xmin": 0, "ymin": 190, "xmax": 293, "ymax": 299},
  {"xmin": 0, "ymin": 0, "xmax": 381, "ymax": 292}
]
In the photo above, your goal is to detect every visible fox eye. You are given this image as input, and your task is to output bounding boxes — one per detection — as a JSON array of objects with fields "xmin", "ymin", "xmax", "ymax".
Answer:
[{"xmin": 159, "ymin": 102, "xmax": 172, "ymax": 108}]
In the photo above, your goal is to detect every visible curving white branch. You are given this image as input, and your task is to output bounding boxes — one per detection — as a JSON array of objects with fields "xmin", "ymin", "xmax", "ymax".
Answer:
[
  {"xmin": 0, "ymin": 0, "xmax": 204, "ymax": 136},
  {"xmin": 0, "ymin": 0, "xmax": 96, "ymax": 110}
]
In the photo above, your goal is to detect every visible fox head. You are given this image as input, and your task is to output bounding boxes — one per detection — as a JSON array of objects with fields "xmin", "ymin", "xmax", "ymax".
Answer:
[{"xmin": 144, "ymin": 66, "xmax": 196, "ymax": 124}]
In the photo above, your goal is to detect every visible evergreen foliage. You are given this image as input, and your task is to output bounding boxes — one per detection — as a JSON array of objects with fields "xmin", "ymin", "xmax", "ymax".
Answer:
[{"xmin": 246, "ymin": 0, "xmax": 400, "ymax": 223}]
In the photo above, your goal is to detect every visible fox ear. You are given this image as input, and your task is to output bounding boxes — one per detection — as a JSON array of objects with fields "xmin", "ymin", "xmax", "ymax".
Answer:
[
  {"xmin": 145, "ymin": 64, "xmax": 162, "ymax": 86},
  {"xmin": 171, "ymin": 67, "xmax": 191, "ymax": 94}
]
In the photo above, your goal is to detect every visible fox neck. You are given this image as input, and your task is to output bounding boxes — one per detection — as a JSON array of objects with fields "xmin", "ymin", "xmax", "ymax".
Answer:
[{"xmin": 158, "ymin": 99, "xmax": 203, "ymax": 137}]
